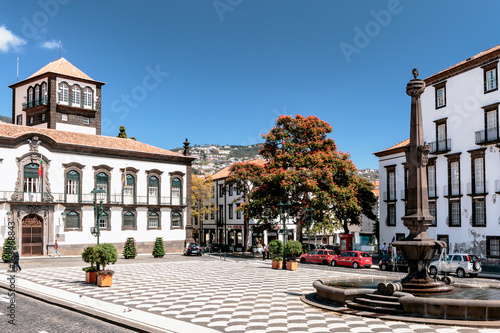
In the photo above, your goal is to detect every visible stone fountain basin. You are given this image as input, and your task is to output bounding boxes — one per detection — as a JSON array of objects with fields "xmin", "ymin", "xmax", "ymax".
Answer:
[{"xmin": 314, "ymin": 277, "xmax": 500, "ymax": 321}]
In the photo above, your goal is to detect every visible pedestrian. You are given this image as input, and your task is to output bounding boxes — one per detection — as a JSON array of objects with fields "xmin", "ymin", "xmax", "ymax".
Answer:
[
  {"xmin": 12, "ymin": 249, "xmax": 21, "ymax": 272},
  {"xmin": 381, "ymin": 242, "xmax": 387, "ymax": 257},
  {"xmin": 262, "ymin": 243, "xmax": 267, "ymax": 260},
  {"xmin": 266, "ymin": 244, "xmax": 270, "ymax": 260},
  {"xmin": 53, "ymin": 240, "xmax": 61, "ymax": 257}
]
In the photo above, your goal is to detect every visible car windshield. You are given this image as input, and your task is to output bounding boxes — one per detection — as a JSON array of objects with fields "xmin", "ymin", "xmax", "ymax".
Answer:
[{"xmin": 189, "ymin": 244, "xmax": 200, "ymax": 247}]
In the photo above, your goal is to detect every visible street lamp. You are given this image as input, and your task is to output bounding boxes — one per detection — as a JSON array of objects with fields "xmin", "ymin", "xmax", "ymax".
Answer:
[
  {"xmin": 304, "ymin": 207, "xmax": 314, "ymax": 253},
  {"xmin": 91, "ymin": 188, "xmax": 105, "ymax": 245},
  {"xmin": 60, "ymin": 212, "xmax": 66, "ymax": 226},
  {"xmin": 278, "ymin": 201, "xmax": 292, "ymax": 270},
  {"xmin": 6, "ymin": 211, "xmax": 12, "ymax": 224}
]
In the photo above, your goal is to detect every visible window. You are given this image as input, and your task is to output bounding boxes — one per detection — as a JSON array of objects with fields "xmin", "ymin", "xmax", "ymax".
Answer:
[
  {"xmin": 59, "ymin": 83, "xmax": 68, "ymax": 102},
  {"xmin": 28, "ymin": 87, "xmax": 33, "ymax": 106},
  {"xmin": 449, "ymin": 201, "xmax": 461, "ymax": 226},
  {"xmin": 41, "ymin": 83, "xmax": 47, "ymax": 103},
  {"xmin": 487, "ymin": 236, "xmax": 500, "ymax": 258},
  {"xmin": 16, "ymin": 115, "xmax": 22, "ymax": 125},
  {"xmin": 228, "ymin": 184, "xmax": 233, "ymax": 196},
  {"xmin": 171, "ymin": 177, "xmax": 182, "ymax": 205},
  {"xmin": 171, "ymin": 212, "xmax": 182, "ymax": 228},
  {"xmin": 72, "ymin": 86, "xmax": 81, "ymax": 105},
  {"xmin": 123, "ymin": 174, "xmax": 135, "ymax": 204},
  {"xmin": 83, "ymin": 88, "xmax": 92, "ymax": 107},
  {"xmin": 99, "ymin": 211, "xmax": 109, "ymax": 229},
  {"xmin": 211, "ymin": 208, "xmax": 215, "ymax": 220},
  {"xmin": 427, "ymin": 159, "xmax": 436, "ymax": 198},
  {"xmin": 148, "ymin": 176, "xmax": 159, "ymax": 204},
  {"xmin": 66, "ymin": 170, "xmax": 80, "ymax": 195},
  {"xmin": 66, "ymin": 211, "xmax": 80, "ymax": 229},
  {"xmin": 219, "ymin": 184, "xmax": 224, "ymax": 197},
  {"xmin": 83, "ymin": 118, "xmax": 89, "ymax": 125},
  {"xmin": 486, "ymin": 109, "xmax": 498, "ymax": 142},
  {"xmin": 29, "ymin": 117, "xmax": 33, "ymax": 124},
  {"xmin": 228, "ymin": 204, "xmax": 233, "ymax": 219},
  {"xmin": 386, "ymin": 167, "xmax": 396, "ymax": 201},
  {"xmin": 472, "ymin": 156, "xmax": 485, "ymax": 194},
  {"xmin": 23, "ymin": 163, "xmax": 40, "ymax": 193},
  {"xmin": 449, "ymin": 160, "xmax": 460, "ymax": 196},
  {"xmin": 41, "ymin": 114, "xmax": 46, "ymax": 122},
  {"xmin": 236, "ymin": 203, "xmax": 241, "ymax": 219},
  {"xmin": 35, "ymin": 85, "xmax": 40, "ymax": 104},
  {"xmin": 429, "ymin": 202, "xmax": 437, "ymax": 226},
  {"xmin": 148, "ymin": 212, "xmax": 159, "ymax": 228},
  {"xmin": 123, "ymin": 211, "xmax": 136, "ymax": 229},
  {"xmin": 204, "ymin": 206, "xmax": 209, "ymax": 220},
  {"xmin": 387, "ymin": 204, "xmax": 396, "ymax": 226},
  {"xmin": 218, "ymin": 205, "xmax": 223, "ymax": 223},
  {"xmin": 236, "ymin": 183, "xmax": 242, "ymax": 195},
  {"xmin": 62, "ymin": 114, "xmax": 68, "ymax": 121},
  {"xmin": 472, "ymin": 199, "xmax": 486, "ymax": 226},
  {"xmin": 96, "ymin": 172, "xmax": 108, "ymax": 203},
  {"xmin": 435, "ymin": 82, "xmax": 446, "ymax": 108},
  {"xmin": 437, "ymin": 122, "xmax": 447, "ymax": 152},
  {"xmin": 484, "ymin": 62, "xmax": 498, "ymax": 93}
]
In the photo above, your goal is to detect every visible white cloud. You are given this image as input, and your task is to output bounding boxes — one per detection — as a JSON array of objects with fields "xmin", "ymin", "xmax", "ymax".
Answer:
[
  {"xmin": 0, "ymin": 26, "xmax": 26, "ymax": 53},
  {"xmin": 41, "ymin": 40, "xmax": 59, "ymax": 50}
]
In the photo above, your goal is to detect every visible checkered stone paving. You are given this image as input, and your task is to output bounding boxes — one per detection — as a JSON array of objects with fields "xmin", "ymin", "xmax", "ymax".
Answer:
[{"xmin": 15, "ymin": 258, "xmax": 497, "ymax": 332}]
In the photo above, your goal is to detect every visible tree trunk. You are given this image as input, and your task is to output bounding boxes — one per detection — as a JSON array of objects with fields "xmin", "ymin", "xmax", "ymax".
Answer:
[{"xmin": 244, "ymin": 215, "xmax": 249, "ymax": 251}]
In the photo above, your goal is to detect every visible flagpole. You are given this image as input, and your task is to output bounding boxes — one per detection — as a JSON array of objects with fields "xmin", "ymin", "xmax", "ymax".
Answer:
[{"xmin": 40, "ymin": 155, "xmax": 44, "ymax": 202}]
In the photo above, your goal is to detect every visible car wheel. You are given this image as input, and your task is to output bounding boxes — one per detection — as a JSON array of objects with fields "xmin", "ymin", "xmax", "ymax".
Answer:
[
  {"xmin": 457, "ymin": 268, "xmax": 465, "ymax": 278},
  {"xmin": 331, "ymin": 260, "xmax": 337, "ymax": 267},
  {"xmin": 429, "ymin": 266, "xmax": 438, "ymax": 276},
  {"xmin": 352, "ymin": 262, "xmax": 359, "ymax": 269},
  {"xmin": 300, "ymin": 258, "xmax": 306, "ymax": 264},
  {"xmin": 380, "ymin": 263, "xmax": 387, "ymax": 271}
]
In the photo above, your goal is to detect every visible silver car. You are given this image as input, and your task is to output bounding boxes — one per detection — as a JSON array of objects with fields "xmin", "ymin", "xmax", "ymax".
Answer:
[{"xmin": 429, "ymin": 253, "xmax": 481, "ymax": 278}]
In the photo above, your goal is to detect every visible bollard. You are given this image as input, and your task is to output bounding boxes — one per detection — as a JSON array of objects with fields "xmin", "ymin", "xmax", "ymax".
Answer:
[{"xmin": 378, "ymin": 282, "xmax": 389, "ymax": 295}]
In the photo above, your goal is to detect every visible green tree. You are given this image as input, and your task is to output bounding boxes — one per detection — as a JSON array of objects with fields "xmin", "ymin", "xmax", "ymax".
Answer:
[
  {"xmin": 342, "ymin": 177, "xmax": 378, "ymax": 234},
  {"xmin": 117, "ymin": 126, "xmax": 136, "ymax": 140},
  {"xmin": 92, "ymin": 243, "xmax": 118, "ymax": 271},
  {"xmin": 226, "ymin": 115, "xmax": 373, "ymax": 242},
  {"xmin": 152, "ymin": 237, "xmax": 165, "ymax": 257},
  {"xmin": 2, "ymin": 238, "xmax": 17, "ymax": 263}
]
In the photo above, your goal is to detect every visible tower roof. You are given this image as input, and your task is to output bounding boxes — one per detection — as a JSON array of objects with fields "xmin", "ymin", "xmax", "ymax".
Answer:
[{"xmin": 27, "ymin": 57, "xmax": 93, "ymax": 80}]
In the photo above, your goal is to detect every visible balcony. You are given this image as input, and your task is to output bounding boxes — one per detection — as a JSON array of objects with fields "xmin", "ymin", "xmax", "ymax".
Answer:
[
  {"xmin": 429, "ymin": 139, "xmax": 451, "ymax": 154},
  {"xmin": 1, "ymin": 191, "xmax": 186, "ymax": 206},
  {"xmin": 22, "ymin": 96, "xmax": 48, "ymax": 110},
  {"xmin": 57, "ymin": 97, "xmax": 98, "ymax": 111},
  {"xmin": 475, "ymin": 128, "xmax": 499, "ymax": 145}
]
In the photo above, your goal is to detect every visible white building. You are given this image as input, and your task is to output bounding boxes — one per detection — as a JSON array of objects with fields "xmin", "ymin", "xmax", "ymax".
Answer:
[
  {"xmin": 1, "ymin": 58, "xmax": 195, "ymax": 256},
  {"xmin": 375, "ymin": 44, "xmax": 500, "ymax": 263}
]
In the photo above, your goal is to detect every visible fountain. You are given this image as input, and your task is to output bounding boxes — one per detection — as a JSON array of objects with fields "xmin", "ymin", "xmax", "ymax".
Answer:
[{"xmin": 305, "ymin": 69, "xmax": 500, "ymax": 325}]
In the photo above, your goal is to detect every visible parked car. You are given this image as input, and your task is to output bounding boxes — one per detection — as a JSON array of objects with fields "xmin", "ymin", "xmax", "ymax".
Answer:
[
  {"xmin": 331, "ymin": 251, "xmax": 372, "ymax": 268},
  {"xmin": 184, "ymin": 243, "xmax": 202, "ymax": 256},
  {"xmin": 428, "ymin": 253, "xmax": 481, "ymax": 278},
  {"xmin": 299, "ymin": 249, "xmax": 337, "ymax": 265},
  {"xmin": 320, "ymin": 244, "xmax": 341, "ymax": 255},
  {"xmin": 378, "ymin": 254, "xmax": 408, "ymax": 272}
]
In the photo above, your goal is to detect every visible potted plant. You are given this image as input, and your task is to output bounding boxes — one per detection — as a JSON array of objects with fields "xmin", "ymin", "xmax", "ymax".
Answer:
[
  {"xmin": 2, "ymin": 238, "xmax": 17, "ymax": 263},
  {"xmin": 285, "ymin": 240, "xmax": 302, "ymax": 271},
  {"xmin": 81, "ymin": 246, "xmax": 97, "ymax": 283},
  {"xmin": 92, "ymin": 243, "xmax": 118, "ymax": 287},
  {"xmin": 269, "ymin": 240, "xmax": 283, "ymax": 269},
  {"xmin": 123, "ymin": 237, "xmax": 137, "ymax": 259},
  {"xmin": 152, "ymin": 237, "xmax": 165, "ymax": 258}
]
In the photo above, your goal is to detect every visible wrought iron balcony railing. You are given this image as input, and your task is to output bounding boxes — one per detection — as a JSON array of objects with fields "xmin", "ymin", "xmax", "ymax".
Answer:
[{"xmin": 22, "ymin": 96, "xmax": 48, "ymax": 110}]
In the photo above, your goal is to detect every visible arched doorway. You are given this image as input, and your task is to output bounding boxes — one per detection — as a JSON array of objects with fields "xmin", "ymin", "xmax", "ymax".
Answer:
[{"xmin": 22, "ymin": 214, "xmax": 43, "ymax": 256}]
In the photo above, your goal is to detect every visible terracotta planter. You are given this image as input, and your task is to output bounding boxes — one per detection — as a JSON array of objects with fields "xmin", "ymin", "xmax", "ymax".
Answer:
[
  {"xmin": 85, "ymin": 271, "xmax": 96, "ymax": 284},
  {"xmin": 286, "ymin": 261, "xmax": 298, "ymax": 271},
  {"xmin": 272, "ymin": 260, "xmax": 283, "ymax": 269},
  {"xmin": 97, "ymin": 274, "xmax": 113, "ymax": 287}
]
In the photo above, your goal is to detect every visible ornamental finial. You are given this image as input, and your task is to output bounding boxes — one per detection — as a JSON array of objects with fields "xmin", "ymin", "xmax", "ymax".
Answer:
[{"xmin": 412, "ymin": 68, "xmax": 419, "ymax": 79}]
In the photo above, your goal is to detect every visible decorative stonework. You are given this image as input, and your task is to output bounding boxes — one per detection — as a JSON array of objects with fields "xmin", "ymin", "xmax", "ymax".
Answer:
[
  {"xmin": 12, "ymin": 152, "xmax": 54, "ymax": 202},
  {"xmin": 28, "ymin": 136, "xmax": 41, "ymax": 152}
]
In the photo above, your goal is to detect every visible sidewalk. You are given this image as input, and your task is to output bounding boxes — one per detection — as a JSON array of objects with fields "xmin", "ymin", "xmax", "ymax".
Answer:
[{"xmin": 1, "ymin": 255, "xmax": 499, "ymax": 333}]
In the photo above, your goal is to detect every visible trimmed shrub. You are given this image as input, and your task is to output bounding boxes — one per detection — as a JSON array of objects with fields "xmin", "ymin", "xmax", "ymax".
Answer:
[
  {"xmin": 285, "ymin": 240, "xmax": 303, "ymax": 260},
  {"xmin": 2, "ymin": 238, "xmax": 17, "ymax": 263},
  {"xmin": 152, "ymin": 237, "xmax": 165, "ymax": 258},
  {"xmin": 92, "ymin": 243, "xmax": 118, "ymax": 271},
  {"xmin": 269, "ymin": 240, "xmax": 283, "ymax": 258},
  {"xmin": 123, "ymin": 237, "xmax": 137, "ymax": 259}
]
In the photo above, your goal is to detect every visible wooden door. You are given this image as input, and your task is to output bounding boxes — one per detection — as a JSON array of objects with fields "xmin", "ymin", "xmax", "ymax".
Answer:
[{"xmin": 22, "ymin": 215, "xmax": 43, "ymax": 256}]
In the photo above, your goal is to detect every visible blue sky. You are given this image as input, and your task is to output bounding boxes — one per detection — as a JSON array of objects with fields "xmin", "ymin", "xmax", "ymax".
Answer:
[{"xmin": 1, "ymin": 1, "xmax": 500, "ymax": 169}]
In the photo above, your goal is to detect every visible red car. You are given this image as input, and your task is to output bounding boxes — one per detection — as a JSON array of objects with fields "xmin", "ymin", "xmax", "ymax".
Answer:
[
  {"xmin": 299, "ymin": 249, "xmax": 337, "ymax": 265},
  {"xmin": 331, "ymin": 251, "xmax": 372, "ymax": 268}
]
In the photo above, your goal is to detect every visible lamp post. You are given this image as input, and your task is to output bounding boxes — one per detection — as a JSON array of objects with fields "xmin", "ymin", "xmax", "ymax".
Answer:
[
  {"xmin": 278, "ymin": 201, "xmax": 292, "ymax": 270},
  {"xmin": 91, "ymin": 188, "xmax": 105, "ymax": 245},
  {"xmin": 6, "ymin": 211, "xmax": 12, "ymax": 225},
  {"xmin": 304, "ymin": 208, "xmax": 313, "ymax": 253}
]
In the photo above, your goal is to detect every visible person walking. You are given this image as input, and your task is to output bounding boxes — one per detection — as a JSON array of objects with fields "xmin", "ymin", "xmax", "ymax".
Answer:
[
  {"xmin": 381, "ymin": 242, "xmax": 388, "ymax": 257},
  {"xmin": 53, "ymin": 240, "xmax": 61, "ymax": 257},
  {"xmin": 262, "ymin": 243, "xmax": 267, "ymax": 260},
  {"xmin": 12, "ymin": 249, "xmax": 21, "ymax": 272}
]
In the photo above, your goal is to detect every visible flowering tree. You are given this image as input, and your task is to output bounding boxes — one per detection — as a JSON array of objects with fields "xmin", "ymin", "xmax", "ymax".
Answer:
[
  {"xmin": 226, "ymin": 115, "xmax": 375, "ymax": 242},
  {"xmin": 191, "ymin": 175, "xmax": 216, "ymax": 243}
]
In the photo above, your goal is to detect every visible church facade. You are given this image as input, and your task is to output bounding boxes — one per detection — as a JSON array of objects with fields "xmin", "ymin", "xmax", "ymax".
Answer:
[{"xmin": 1, "ymin": 58, "xmax": 195, "ymax": 256}]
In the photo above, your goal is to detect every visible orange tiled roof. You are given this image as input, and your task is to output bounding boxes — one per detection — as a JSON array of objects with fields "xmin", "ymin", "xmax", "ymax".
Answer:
[
  {"xmin": 27, "ymin": 58, "xmax": 94, "ymax": 81},
  {"xmin": 0, "ymin": 123, "xmax": 183, "ymax": 157},
  {"xmin": 373, "ymin": 138, "xmax": 409, "ymax": 157},
  {"xmin": 212, "ymin": 158, "xmax": 266, "ymax": 180}
]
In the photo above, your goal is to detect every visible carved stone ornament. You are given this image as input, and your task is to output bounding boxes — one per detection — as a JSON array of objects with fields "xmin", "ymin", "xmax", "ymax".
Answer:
[
  {"xmin": 419, "ymin": 145, "xmax": 431, "ymax": 167},
  {"xmin": 28, "ymin": 136, "xmax": 41, "ymax": 152},
  {"xmin": 11, "ymin": 153, "xmax": 54, "ymax": 202}
]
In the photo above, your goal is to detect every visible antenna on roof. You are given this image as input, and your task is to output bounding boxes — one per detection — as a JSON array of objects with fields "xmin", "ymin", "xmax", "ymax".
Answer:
[
  {"xmin": 16, "ymin": 57, "xmax": 19, "ymax": 82},
  {"xmin": 59, "ymin": 40, "xmax": 61, "ymax": 59}
]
